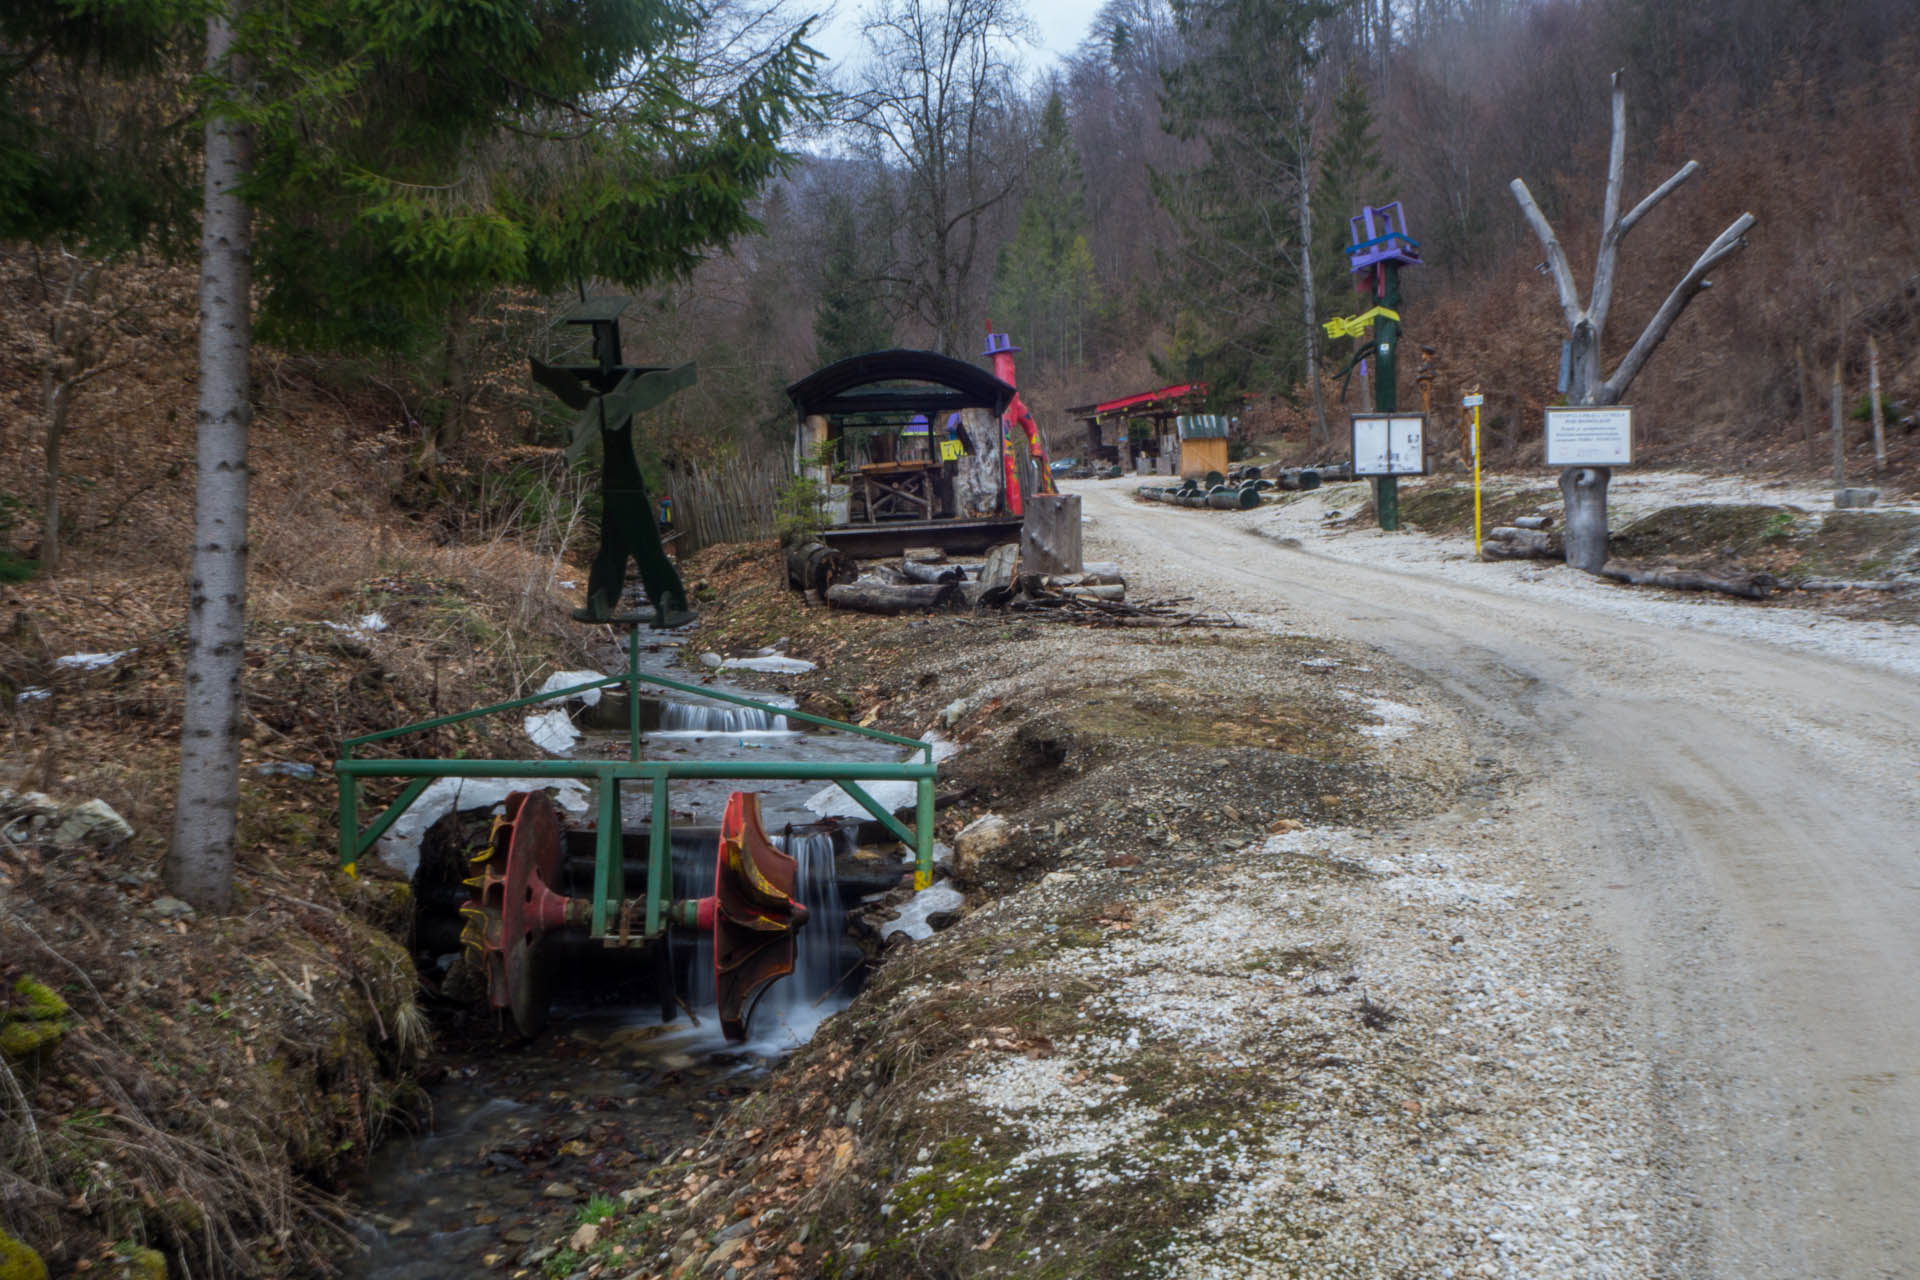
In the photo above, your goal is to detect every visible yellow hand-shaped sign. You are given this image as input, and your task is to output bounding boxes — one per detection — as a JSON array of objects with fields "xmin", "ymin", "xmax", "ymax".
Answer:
[{"xmin": 1322, "ymin": 306, "xmax": 1400, "ymax": 340}]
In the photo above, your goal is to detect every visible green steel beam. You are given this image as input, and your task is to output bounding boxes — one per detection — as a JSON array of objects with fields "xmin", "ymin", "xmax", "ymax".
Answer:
[
  {"xmin": 343, "ymin": 677, "xmax": 626, "ymax": 749},
  {"xmin": 348, "ymin": 775, "xmax": 437, "ymax": 864},
  {"xmin": 646, "ymin": 775, "xmax": 670, "ymax": 936},
  {"xmin": 594, "ymin": 771, "xmax": 619, "ymax": 937},
  {"xmin": 334, "ymin": 758, "xmax": 934, "ymax": 782},
  {"xmin": 833, "ymin": 780, "xmax": 917, "ymax": 848}
]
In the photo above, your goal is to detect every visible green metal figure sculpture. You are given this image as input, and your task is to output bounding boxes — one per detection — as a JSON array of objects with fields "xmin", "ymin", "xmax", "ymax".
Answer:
[{"xmin": 530, "ymin": 297, "xmax": 696, "ymax": 627}]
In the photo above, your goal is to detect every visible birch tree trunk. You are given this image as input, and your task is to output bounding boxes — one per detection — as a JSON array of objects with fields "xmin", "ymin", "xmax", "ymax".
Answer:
[
  {"xmin": 1297, "ymin": 95, "xmax": 1330, "ymax": 449},
  {"xmin": 169, "ymin": 8, "xmax": 253, "ymax": 912}
]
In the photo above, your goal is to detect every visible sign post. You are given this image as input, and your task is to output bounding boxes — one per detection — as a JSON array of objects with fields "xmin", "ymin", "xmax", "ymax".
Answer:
[
  {"xmin": 1335, "ymin": 203, "xmax": 1423, "ymax": 529},
  {"xmin": 1350, "ymin": 413, "xmax": 1428, "ymax": 490},
  {"xmin": 1464, "ymin": 393, "xmax": 1485, "ymax": 553}
]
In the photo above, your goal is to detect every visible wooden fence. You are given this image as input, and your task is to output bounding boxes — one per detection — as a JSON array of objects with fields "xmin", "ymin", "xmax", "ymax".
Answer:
[{"xmin": 667, "ymin": 449, "xmax": 791, "ymax": 552}]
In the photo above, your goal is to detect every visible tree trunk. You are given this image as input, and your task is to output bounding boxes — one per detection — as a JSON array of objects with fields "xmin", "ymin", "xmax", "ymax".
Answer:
[
  {"xmin": 1296, "ymin": 97, "xmax": 1330, "ymax": 449},
  {"xmin": 1830, "ymin": 358, "xmax": 1845, "ymax": 487},
  {"xmin": 1868, "ymin": 334, "xmax": 1886, "ymax": 475},
  {"xmin": 1559, "ymin": 466, "xmax": 1611, "ymax": 574},
  {"xmin": 40, "ymin": 381, "xmax": 66, "ymax": 576},
  {"xmin": 169, "ymin": 8, "xmax": 253, "ymax": 913},
  {"xmin": 1795, "ymin": 342, "xmax": 1816, "ymax": 466}
]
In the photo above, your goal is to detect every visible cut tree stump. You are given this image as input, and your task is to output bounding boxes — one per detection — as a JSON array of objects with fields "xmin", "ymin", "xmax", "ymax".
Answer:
[
  {"xmin": 1020, "ymin": 494, "xmax": 1083, "ymax": 575},
  {"xmin": 1559, "ymin": 466, "xmax": 1612, "ymax": 573}
]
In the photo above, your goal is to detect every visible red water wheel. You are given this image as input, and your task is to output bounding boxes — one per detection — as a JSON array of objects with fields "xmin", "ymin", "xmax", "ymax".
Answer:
[
  {"xmin": 461, "ymin": 790, "xmax": 569, "ymax": 1037},
  {"xmin": 711, "ymin": 791, "xmax": 809, "ymax": 1041}
]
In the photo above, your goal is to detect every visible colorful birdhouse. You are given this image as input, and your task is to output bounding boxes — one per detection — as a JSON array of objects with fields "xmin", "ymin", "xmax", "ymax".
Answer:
[{"xmin": 1346, "ymin": 202, "xmax": 1422, "ymax": 273}]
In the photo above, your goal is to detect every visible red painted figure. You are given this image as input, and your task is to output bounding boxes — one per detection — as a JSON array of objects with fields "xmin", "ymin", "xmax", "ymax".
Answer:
[{"xmin": 983, "ymin": 322, "xmax": 1057, "ymax": 509}]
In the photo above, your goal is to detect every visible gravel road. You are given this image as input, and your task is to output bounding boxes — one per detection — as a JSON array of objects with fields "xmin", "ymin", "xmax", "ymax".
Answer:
[{"xmin": 1072, "ymin": 477, "xmax": 1920, "ymax": 1279}]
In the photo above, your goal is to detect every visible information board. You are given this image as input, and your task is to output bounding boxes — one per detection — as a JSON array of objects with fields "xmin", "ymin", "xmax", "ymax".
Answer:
[
  {"xmin": 1350, "ymin": 413, "xmax": 1427, "ymax": 477},
  {"xmin": 1545, "ymin": 406, "xmax": 1633, "ymax": 466}
]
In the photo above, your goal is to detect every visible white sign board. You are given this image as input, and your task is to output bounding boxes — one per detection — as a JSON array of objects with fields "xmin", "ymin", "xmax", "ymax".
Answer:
[
  {"xmin": 1350, "ymin": 413, "xmax": 1427, "ymax": 477},
  {"xmin": 1545, "ymin": 406, "xmax": 1634, "ymax": 467}
]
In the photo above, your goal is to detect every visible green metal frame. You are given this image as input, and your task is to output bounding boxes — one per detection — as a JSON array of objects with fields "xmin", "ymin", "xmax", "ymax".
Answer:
[{"xmin": 336, "ymin": 627, "xmax": 937, "ymax": 942}]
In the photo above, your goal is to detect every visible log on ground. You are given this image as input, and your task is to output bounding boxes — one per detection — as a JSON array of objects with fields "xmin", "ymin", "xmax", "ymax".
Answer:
[
  {"xmin": 785, "ymin": 541, "xmax": 853, "ymax": 594},
  {"xmin": 1596, "ymin": 563, "xmax": 1779, "ymax": 599},
  {"xmin": 826, "ymin": 581, "xmax": 959, "ymax": 614},
  {"xmin": 901, "ymin": 559, "xmax": 964, "ymax": 585}
]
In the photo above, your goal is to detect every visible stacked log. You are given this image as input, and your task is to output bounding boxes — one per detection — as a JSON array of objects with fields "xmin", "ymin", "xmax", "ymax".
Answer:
[
  {"xmin": 826, "ymin": 581, "xmax": 958, "ymax": 614},
  {"xmin": 1137, "ymin": 483, "xmax": 1261, "ymax": 510},
  {"xmin": 1480, "ymin": 526, "xmax": 1563, "ymax": 560},
  {"xmin": 900, "ymin": 559, "xmax": 964, "ymax": 585},
  {"xmin": 786, "ymin": 541, "xmax": 854, "ymax": 593}
]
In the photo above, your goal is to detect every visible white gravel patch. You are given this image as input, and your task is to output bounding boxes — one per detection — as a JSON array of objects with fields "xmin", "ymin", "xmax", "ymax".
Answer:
[{"xmin": 938, "ymin": 813, "xmax": 1667, "ymax": 1278}]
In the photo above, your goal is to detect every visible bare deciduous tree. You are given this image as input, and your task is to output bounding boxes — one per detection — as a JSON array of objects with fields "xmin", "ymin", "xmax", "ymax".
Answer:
[
  {"xmin": 1510, "ymin": 71, "xmax": 1755, "ymax": 572},
  {"xmin": 850, "ymin": 0, "xmax": 1032, "ymax": 355},
  {"xmin": 25, "ymin": 251, "xmax": 170, "ymax": 575}
]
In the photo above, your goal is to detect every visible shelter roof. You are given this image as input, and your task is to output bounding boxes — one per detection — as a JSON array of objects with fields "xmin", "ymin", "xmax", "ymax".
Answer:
[
  {"xmin": 1067, "ymin": 382, "xmax": 1205, "ymax": 420},
  {"xmin": 787, "ymin": 349, "xmax": 1015, "ymax": 418}
]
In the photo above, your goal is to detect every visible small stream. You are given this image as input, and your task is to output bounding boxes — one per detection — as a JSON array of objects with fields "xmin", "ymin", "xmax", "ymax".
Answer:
[{"xmin": 344, "ymin": 636, "xmax": 911, "ymax": 1277}]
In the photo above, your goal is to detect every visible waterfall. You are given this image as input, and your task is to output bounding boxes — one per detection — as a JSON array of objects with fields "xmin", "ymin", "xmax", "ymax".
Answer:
[
  {"xmin": 667, "ymin": 825, "xmax": 851, "ymax": 1044},
  {"xmin": 657, "ymin": 701, "xmax": 789, "ymax": 733}
]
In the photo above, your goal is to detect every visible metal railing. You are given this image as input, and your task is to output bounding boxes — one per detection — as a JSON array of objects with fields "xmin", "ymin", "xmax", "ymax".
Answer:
[{"xmin": 335, "ymin": 627, "xmax": 936, "ymax": 942}]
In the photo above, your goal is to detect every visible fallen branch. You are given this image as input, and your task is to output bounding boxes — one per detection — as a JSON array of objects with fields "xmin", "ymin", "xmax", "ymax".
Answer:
[{"xmin": 1596, "ymin": 563, "xmax": 1778, "ymax": 600}]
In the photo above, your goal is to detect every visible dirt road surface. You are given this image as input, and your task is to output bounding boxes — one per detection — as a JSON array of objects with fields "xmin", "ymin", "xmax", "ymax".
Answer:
[{"xmin": 1074, "ymin": 479, "xmax": 1920, "ymax": 1279}]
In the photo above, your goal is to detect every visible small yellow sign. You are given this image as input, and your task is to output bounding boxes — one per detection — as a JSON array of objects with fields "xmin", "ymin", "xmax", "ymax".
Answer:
[
  {"xmin": 938, "ymin": 438, "xmax": 965, "ymax": 462},
  {"xmin": 1321, "ymin": 306, "xmax": 1401, "ymax": 340}
]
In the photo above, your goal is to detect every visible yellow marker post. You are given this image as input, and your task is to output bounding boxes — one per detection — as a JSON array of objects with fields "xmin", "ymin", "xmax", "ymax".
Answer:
[{"xmin": 1464, "ymin": 393, "xmax": 1485, "ymax": 554}]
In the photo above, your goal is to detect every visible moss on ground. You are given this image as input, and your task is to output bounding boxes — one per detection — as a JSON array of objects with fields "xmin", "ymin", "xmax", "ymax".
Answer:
[{"xmin": 1398, "ymin": 484, "xmax": 1559, "ymax": 535}]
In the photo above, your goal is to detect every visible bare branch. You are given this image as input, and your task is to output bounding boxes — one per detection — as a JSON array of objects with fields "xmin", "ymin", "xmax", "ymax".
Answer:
[
  {"xmin": 1601, "ymin": 70, "xmax": 1626, "ymax": 243},
  {"xmin": 1601, "ymin": 212, "xmax": 1756, "ymax": 403},
  {"xmin": 1615, "ymin": 160, "xmax": 1699, "ymax": 240},
  {"xmin": 1589, "ymin": 71, "xmax": 1628, "ymax": 337},
  {"xmin": 1509, "ymin": 177, "xmax": 1584, "ymax": 330}
]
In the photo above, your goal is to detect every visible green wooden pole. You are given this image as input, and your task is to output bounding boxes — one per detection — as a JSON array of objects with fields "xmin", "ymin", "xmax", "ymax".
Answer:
[{"xmin": 1374, "ymin": 261, "xmax": 1403, "ymax": 531}]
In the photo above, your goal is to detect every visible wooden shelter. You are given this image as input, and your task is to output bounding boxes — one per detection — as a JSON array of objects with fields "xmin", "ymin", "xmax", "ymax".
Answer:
[
  {"xmin": 787, "ymin": 349, "xmax": 1022, "ymax": 558},
  {"xmin": 1067, "ymin": 383, "xmax": 1209, "ymax": 474}
]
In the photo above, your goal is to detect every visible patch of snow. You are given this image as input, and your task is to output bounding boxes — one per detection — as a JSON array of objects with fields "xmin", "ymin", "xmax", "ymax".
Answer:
[
  {"xmin": 523, "ymin": 708, "xmax": 581, "ymax": 754},
  {"xmin": 357, "ymin": 612, "xmax": 388, "ymax": 632},
  {"xmin": 803, "ymin": 733, "xmax": 959, "ymax": 819},
  {"xmin": 539, "ymin": 670, "xmax": 610, "ymax": 706},
  {"xmin": 1354, "ymin": 695, "xmax": 1425, "ymax": 740},
  {"xmin": 15, "ymin": 687, "xmax": 49, "ymax": 704},
  {"xmin": 375, "ymin": 777, "xmax": 589, "ymax": 877},
  {"xmin": 54, "ymin": 650, "xmax": 133, "ymax": 671},
  {"xmin": 720, "ymin": 653, "xmax": 815, "ymax": 674},
  {"xmin": 877, "ymin": 879, "xmax": 965, "ymax": 941}
]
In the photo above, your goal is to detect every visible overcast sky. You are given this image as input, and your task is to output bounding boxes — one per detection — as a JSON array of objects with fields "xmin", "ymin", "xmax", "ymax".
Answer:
[{"xmin": 803, "ymin": 0, "xmax": 1109, "ymax": 77}]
